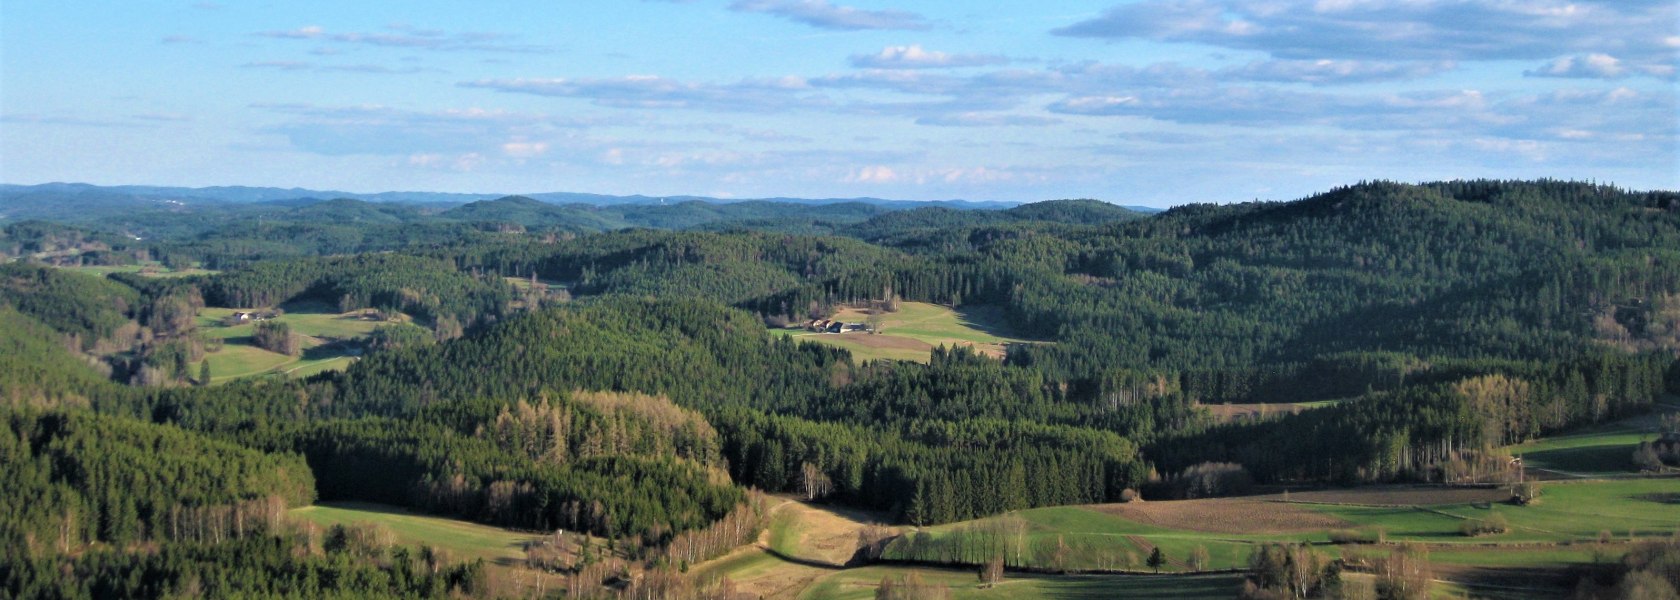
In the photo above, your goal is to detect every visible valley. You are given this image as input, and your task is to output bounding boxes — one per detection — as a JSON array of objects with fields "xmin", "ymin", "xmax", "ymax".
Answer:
[{"xmin": 3, "ymin": 180, "xmax": 1678, "ymax": 599}]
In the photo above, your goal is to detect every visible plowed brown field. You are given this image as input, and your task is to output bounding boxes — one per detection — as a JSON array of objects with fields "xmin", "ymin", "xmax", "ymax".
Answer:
[{"xmin": 1092, "ymin": 498, "xmax": 1349, "ymax": 534}]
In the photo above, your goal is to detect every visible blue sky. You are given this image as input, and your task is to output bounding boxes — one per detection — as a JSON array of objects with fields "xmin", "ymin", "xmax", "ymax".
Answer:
[{"xmin": 2, "ymin": 1, "xmax": 1675, "ymax": 206}]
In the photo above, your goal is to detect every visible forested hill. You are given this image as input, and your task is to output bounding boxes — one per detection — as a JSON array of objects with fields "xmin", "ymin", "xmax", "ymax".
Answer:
[
  {"xmin": 2, "ymin": 179, "xmax": 1678, "ymax": 598},
  {"xmin": 0, "ymin": 183, "xmax": 1150, "ymax": 255}
]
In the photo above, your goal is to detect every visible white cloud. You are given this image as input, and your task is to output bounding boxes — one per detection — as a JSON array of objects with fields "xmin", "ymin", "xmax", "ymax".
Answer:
[
  {"xmin": 1222, "ymin": 59, "xmax": 1455, "ymax": 85},
  {"xmin": 258, "ymin": 25, "xmax": 544, "ymax": 53},
  {"xmin": 848, "ymin": 165, "xmax": 900, "ymax": 183},
  {"xmin": 1525, "ymin": 53, "xmax": 1675, "ymax": 80},
  {"xmin": 729, "ymin": 0, "xmax": 930, "ymax": 31},
  {"xmin": 501, "ymin": 141, "xmax": 549, "ymax": 158},
  {"xmin": 1526, "ymin": 53, "xmax": 1625, "ymax": 78},
  {"xmin": 462, "ymin": 75, "xmax": 828, "ymax": 113},
  {"xmin": 849, "ymin": 45, "xmax": 1007, "ymax": 69},
  {"xmin": 1055, "ymin": 0, "xmax": 1677, "ymax": 62},
  {"xmin": 915, "ymin": 113, "xmax": 1061, "ymax": 127}
]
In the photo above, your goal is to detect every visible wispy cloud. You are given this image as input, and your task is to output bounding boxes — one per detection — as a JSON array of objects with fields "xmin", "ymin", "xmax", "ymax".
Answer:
[
  {"xmin": 729, "ymin": 0, "xmax": 930, "ymax": 31},
  {"xmin": 461, "ymin": 75, "xmax": 830, "ymax": 112},
  {"xmin": 1525, "ymin": 53, "xmax": 1676, "ymax": 81},
  {"xmin": 131, "ymin": 112, "xmax": 193, "ymax": 122},
  {"xmin": 256, "ymin": 104, "xmax": 607, "ymax": 157},
  {"xmin": 1054, "ymin": 0, "xmax": 1677, "ymax": 62},
  {"xmin": 914, "ymin": 113, "xmax": 1060, "ymax": 127},
  {"xmin": 849, "ymin": 45, "xmax": 1006, "ymax": 69},
  {"xmin": 258, "ymin": 24, "xmax": 546, "ymax": 53},
  {"xmin": 241, "ymin": 60, "xmax": 440, "ymax": 75},
  {"xmin": 1220, "ymin": 59, "xmax": 1456, "ymax": 85},
  {"xmin": 0, "ymin": 114, "xmax": 141, "ymax": 128},
  {"xmin": 1046, "ymin": 83, "xmax": 1679, "ymax": 161}
]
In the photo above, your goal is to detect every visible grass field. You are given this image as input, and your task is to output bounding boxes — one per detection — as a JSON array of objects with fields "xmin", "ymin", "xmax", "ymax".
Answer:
[
  {"xmin": 695, "ymin": 477, "xmax": 1678, "ymax": 599},
  {"xmin": 699, "ymin": 500, "xmax": 1244, "ymax": 600},
  {"xmin": 877, "ymin": 476, "xmax": 1679, "ymax": 583},
  {"xmin": 1204, "ymin": 399, "xmax": 1344, "ymax": 423},
  {"xmin": 200, "ymin": 344, "xmax": 297, "ymax": 380},
  {"xmin": 1504, "ymin": 404, "xmax": 1677, "ymax": 476},
  {"xmin": 195, "ymin": 303, "xmax": 388, "ymax": 381},
  {"xmin": 56, "ymin": 262, "xmax": 218, "ymax": 278},
  {"xmin": 798, "ymin": 566, "xmax": 1242, "ymax": 600},
  {"xmin": 773, "ymin": 302, "xmax": 1030, "ymax": 363},
  {"xmin": 766, "ymin": 501, "xmax": 890, "ymax": 566},
  {"xmin": 290, "ymin": 502, "xmax": 542, "ymax": 565}
]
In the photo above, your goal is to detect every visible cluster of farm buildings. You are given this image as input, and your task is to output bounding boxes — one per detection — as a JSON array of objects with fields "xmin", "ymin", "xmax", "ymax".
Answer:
[{"xmin": 804, "ymin": 319, "xmax": 868, "ymax": 333}]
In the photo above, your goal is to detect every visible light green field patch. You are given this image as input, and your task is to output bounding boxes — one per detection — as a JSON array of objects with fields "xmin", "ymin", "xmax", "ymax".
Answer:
[
  {"xmin": 198, "ymin": 306, "xmax": 389, "ymax": 340},
  {"xmin": 798, "ymin": 566, "xmax": 1241, "ymax": 600},
  {"xmin": 200, "ymin": 345, "xmax": 296, "ymax": 380},
  {"xmin": 1431, "ymin": 480, "xmax": 1680, "ymax": 541},
  {"xmin": 504, "ymin": 276, "xmax": 569, "ymax": 291},
  {"xmin": 290, "ymin": 502, "xmax": 542, "ymax": 565},
  {"xmin": 195, "ymin": 306, "xmax": 387, "ymax": 381},
  {"xmin": 693, "ymin": 547, "xmax": 787, "ymax": 581},
  {"xmin": 781, "ymin": 302, "xmax": 1031, "ymax": 363},
  {"xmin": 56, "ymin": 263, "xmax": 218, "ymax": 279},
  {"xmin": 1504, "ymin": 405, "xmax": 1677, "ymax": 476},
  {"xmin": 775, "ymin": 330, "xmax": 932, "ymax": 363},
  {"xmin": 1420, "ymin": 545, "xmax": 1617, "ymax": 568},
  {"xmin": 1306, "ymin": 505, "xmax": 1475, "ymax": 541},
  {"xmin": 767, "ymin": 509, "xmax": 806, "ymax": 557},
  {"xmin": 899, "ymin": 507, "xmax": 1263, "ymax": 572},
  {"xmin": 283, "ymin": 356, "xmax": 359, "ymax": 378},
  {"xmin": 1505, "ymin": 410, "xmax": 1675, "ymax": 476}
]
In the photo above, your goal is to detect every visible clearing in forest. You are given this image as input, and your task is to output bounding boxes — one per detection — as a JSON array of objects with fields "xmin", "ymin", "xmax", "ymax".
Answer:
[
  {"xmin": 1502, "ymin": 403, "xmax": 1678, "ymax": 477},
  {"xmin": 775, "ymin": 302, "xmax": 1029, "ymax": 363},
  {"xmin": 290, "ymin": 502, "xmax": 543, "ymax": 565},
  {"xmin": 194, "ymin": 302, "xmax": 392, "ymax": 381},
  {"xmin": 1202, "ymin": 399, "xmax": 1341, "ymax": 423},
  {"xmin": 56, "ymin": 262, "xmax": 218, "ymax": 279}
]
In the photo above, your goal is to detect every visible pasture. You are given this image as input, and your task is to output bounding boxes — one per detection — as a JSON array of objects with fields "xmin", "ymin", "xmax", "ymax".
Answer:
[
  {"xmin": 1504, "ymin": 404, "xmax": 1677, "ymax": 477},
  {"xmin": 693, "ymin": 472, "xmax": 1679, "ymax": 599},
  {"xmin": 874, "ymin": 476, "xmax": 1678, "ymax": 598},
  {"xmin": 194, "ymin": 303, "xmax": 388, "ymax": 381},
  {"xmin": 290, "ymin": 502, "xmax": 542, "ymax": 565},
  {"xmin": 766, "ymin": 501, "xmax": 889, "ymax": 566},
  {"xmin": 797, "ymin": 566, "xmax": 1242, "ymax": 600},
  {"xmin": 775, "ymin": 302, "xmax": 1029, "ymax": 363},
  {"xmin": 57, "ymin": 262, "xmax": 217, "ymax": 279}
]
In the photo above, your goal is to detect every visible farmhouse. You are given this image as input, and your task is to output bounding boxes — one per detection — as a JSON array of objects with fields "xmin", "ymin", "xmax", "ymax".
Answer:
[{"xmin": 231, "ymin": 312, "xmax": 253, "ymax": 322}]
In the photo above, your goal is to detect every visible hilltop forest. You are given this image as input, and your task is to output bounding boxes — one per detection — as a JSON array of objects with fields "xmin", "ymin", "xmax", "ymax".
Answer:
[{"xmin": 2, "ymin": 179, "xmax": 1679, "ymax": 598}]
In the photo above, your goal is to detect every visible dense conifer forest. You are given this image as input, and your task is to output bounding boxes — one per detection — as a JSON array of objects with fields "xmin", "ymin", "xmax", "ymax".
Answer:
[{"xmin": 2, "ymin": 179, "xmax": 1678, "ymax": 598}]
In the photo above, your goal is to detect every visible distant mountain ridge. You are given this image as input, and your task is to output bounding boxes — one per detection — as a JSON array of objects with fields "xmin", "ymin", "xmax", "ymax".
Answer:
[
  {"xmin": 0, "ymin": 183, "xmax": 1159, "ymax": 242},
  {"xmin": 0, "ymin": 182, "xmax": 1149, "ymax": 211}
]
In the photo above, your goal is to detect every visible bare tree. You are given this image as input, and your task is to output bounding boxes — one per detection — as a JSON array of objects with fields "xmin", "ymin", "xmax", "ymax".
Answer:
[{"xmin": 980, "ymin": 556, "xmax": 1005, "ymax": 587}]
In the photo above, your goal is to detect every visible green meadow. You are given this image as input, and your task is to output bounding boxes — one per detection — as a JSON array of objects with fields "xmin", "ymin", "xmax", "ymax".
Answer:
[
  {"xmin": 194, "ymin": 303, "xmax": 390, "ymax": 382},
  {"xmin": 797, "ymin": 566, "xmax": 1242, "ymax": 600},
  {"xmin": 290, "ymin": 502, "xmax": 542, "ymax": 565},
  {"xmin": 774, "ymin": 302, "xmax": 1029, "ymax": 363}
]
